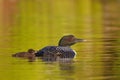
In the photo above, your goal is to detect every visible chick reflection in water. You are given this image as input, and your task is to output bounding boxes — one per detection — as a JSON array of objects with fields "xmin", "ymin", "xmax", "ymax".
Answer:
[
  {"xmin": 12, "ymin": 49, "xmax": 36, "ymax": 62},
  {"xmin": 35, "ymin": 35, "xmax": 85, "ymax": 61}
]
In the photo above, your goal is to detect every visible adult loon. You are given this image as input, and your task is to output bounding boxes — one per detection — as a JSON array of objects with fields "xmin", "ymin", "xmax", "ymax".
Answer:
[{"xmin": 35, "ymin": 35, "xmax": 85, "ymax": 61}]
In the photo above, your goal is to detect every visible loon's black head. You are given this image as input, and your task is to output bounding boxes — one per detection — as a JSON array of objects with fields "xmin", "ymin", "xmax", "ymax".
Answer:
[{"xmin": 58, "ymin": 35, "xmax": 85, "ymax": 46}]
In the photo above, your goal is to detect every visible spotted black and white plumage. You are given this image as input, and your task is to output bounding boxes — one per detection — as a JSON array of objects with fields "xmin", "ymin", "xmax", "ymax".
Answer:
[{"xmin": 36, "ymin": 46, "xmax": 76, "ymax": 58}]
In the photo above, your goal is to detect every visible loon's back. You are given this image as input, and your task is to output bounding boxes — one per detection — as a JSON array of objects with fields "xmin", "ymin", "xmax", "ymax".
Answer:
[{"xmin": 35, "ymin": 46, "xmax": 76, "ymax": 59}]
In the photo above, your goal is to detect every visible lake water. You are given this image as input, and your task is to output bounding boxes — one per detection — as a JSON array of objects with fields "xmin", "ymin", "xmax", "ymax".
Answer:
[{"xmin": 0, "ymin": 0, "xmax": 120, "ymax": 80}]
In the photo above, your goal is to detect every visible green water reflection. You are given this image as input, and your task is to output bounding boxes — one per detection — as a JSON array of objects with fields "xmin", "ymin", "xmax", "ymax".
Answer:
[{"xmin": 0, "ymin": 0, "xmax": 120, "ymax": 80}]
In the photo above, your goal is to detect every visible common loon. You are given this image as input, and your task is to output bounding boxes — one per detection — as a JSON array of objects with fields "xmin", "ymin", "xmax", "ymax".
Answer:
[{"xmin": 35, "ymin": 35, "xmax": 85, "ymax": 61}]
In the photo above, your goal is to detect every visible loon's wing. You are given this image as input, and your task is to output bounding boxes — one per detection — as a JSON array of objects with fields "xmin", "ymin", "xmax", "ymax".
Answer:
[
  {"xmin": 35, "ymin": 46, "xmax": 58, "ymax": 61},
  {"xmin": 35, "ymin": 46, "xmax": 57, "ymax": 57},
  {"xmin": 56, "ymin": 47, "xmax": 76, "ymax": 58}
]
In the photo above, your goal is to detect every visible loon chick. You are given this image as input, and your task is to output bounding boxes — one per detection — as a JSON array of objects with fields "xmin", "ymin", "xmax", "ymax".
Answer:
[
  {"xmin": 12, "ymin": 49, "xmax": 36, "ymax": 62},
  {"xmin": 35, "ymin": 35, "xmax": 85, "ymax": 61}
]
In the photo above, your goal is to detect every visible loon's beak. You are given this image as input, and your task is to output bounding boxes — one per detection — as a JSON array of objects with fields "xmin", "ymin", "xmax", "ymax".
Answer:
[{"xmin": 75, "ymin": 38, "xmax": 87, "ymax": 43}]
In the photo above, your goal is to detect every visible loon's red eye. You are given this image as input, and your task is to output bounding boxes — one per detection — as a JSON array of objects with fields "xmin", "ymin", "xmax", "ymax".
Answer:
[{"xmin": 67, "ymin": 37, "xmax": 74, "ymax": 42}]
